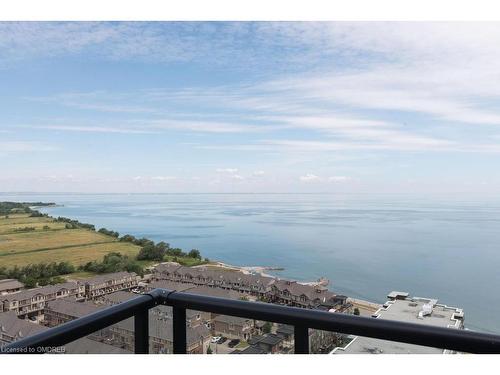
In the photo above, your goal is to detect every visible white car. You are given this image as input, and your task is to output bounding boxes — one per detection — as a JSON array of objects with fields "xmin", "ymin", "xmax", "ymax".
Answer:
[{"xmin": 211, "ymin": 336, "xmax": 222, "ymax": 343}]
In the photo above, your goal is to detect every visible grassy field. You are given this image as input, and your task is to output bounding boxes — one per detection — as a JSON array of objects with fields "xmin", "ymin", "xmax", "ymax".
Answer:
[
  {"xmin": 0, "ymin": 216, "xmax": 58, "ymax": 226},
  {"xmin": 0, "ymin": 221, "xmax": 68, "ymax": 235},
  {"xmin": 0, "ymin": 214, "xmax": 141, "ymax": 268}
]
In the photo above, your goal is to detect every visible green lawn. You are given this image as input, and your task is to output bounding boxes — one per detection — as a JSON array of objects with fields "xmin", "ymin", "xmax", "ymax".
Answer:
[{"xmin": 163, "ymin": 255, "xmax": 208, "ymax": 267}]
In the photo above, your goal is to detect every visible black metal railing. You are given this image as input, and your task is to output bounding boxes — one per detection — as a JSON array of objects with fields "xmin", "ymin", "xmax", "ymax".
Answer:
[{"xmin": 3, "ymin": 288, "xmax": 500, "ymax": 354}]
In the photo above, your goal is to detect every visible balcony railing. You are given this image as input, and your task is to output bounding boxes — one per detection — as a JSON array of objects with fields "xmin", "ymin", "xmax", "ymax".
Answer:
[{"xmin": 2, "ymin": 288, "xmax": 500, "ymax": 354}]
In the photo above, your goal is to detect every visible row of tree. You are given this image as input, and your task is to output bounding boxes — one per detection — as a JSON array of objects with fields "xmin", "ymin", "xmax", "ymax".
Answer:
[
  {"xmin": 0, "ymin": 201, "xmax": 53, "ymax": 216},
  {"xmin": 97, "ymin": 228, "xmax": 120, "ymax": 238},
  {"xmin": 55, "ymin": 216, "xmax": 96, "ymax": 231},
  {"xmin": 110, "ymin": 231, "xmax": 203, "ymax": 261},
  {"xmin": 0, "ymin": 262, "xmax": 76, "ymax": 288},
  {"xmin": 80, "ymin": 252, "xmax": 143, "ymax": 276},
  {"xmin": 136, "ymin": 241, "xmax": 201, "ymax": 261}
]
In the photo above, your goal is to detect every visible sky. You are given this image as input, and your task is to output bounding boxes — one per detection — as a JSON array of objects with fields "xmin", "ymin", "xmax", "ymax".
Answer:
[{"xmin": 1, "ymin": 22, "xmax": 500, "ymax": 194}]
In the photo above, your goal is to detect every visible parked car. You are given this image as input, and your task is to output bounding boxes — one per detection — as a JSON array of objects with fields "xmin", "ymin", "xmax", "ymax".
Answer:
[
  {"xmin": 228, "ymin": 339, "xmax": 240, "ymax": 348},
  {"xmin": 218, "ymin": 337, "xmax": 227, "ymax": 344},
  {"xmin": 211, "ymin": 336, "xmax": 222, "ymax": 343}
]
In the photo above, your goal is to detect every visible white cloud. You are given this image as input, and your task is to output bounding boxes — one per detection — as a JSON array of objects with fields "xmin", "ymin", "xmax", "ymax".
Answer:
[
  {"xmin": 27, "ymin": 125, "xmax": 158, "ymax": 134},
  {"xmin": 147, "ymin": 119, "xmax": 267, "ymax": 133},
  {"xmin": 151, "ymin": 176, "xmax": 177, "ymax": 181},
  {"xmin": 6, "ymin": 21, "xmax": 500, "ymax": 182},
  {"xmin": 252, "ymin": 170, "xmax": 265, "ymax": 176},
  {"xmin": 216, "ymin": 168, "xmax": 239, "ymax": 174},
  {"xmin": 299, "ymin": 173, "xmax": 320, "ymax": 182},
  {"xmin": 328, "ymin": 176, "xmax": 350, "ymax": 182},
  {"xmin": 231, "ymin": 174, "xmax": 244, "ymax": 180}
]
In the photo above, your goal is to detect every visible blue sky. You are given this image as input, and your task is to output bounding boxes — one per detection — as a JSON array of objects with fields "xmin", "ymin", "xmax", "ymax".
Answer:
[{"xmin": 1, "ymin": 22, "xmax": 500, "ymax": 193}]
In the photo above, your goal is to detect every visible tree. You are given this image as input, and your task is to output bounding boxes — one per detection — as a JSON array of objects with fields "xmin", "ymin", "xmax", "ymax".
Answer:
[
  {"xmin": 167, "ymin": 248, "xmax": 185, "ymax": 257},
  {"xmin": 188, "ymin": 249, "xmax": 201, "ymax": 259},
  {"xmin": 98, "ymin": 228, "xmax": 119, "ymax": 238},
  {"xmin": 137, "ymin": 243, "xmax": 167, "ymax": 261},
  {"xmin": 262, "ymin": 321, "xmax": 272, "ymax": 334},
  {"xmin": 56, "ymin": 261, "xmax": 75, "ymax": 275},
  {"xmin": 206, "ymin": 346, "xmax": 213, "ymax": 354},
  {"xmin": 83, "ymin": 252, "xmax": 144, "ymax": 275},
  {"xmin": 23, "ymin": 277, "xmax": 37, "ymax": 288},
  {"xmin": 353, "ymin": 308, "xmax": 360, "ymax": 316},
  {"xmin": 119, "ymin": 234, "xmax": 137, "ymax": 243},
  {"xmin": 156, "ymin": 241, "xmax": 170, "ymax": 252}
]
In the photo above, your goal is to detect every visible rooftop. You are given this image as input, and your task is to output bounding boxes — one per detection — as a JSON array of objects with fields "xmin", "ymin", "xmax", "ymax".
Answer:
[
  {"xmin": 0, "ymin": 279, "xmax": 24, "ymax": 292},
  {"xmin": 248, "ymin": 333, "xmax": 283, "ymax": 346},
  {"xmin": 100, "ymin": 291, "xmax": 137, "ymax": 305},
  {"xmin": 46, "ymin": 299, "xmax": 103, "ymax": 318},
  {"xmin": 213, "ymin": 314, "xmax": 252, "ymax": 325},
  {"xmin": 64, "ymin": 337, "xmax": 132, "ymax": 354},
  {"xmin": 333, "ymin": 293, "xmax": 464, "ymax": 354},
  {"xmin": 185, "ymin": 285, "xmax": 242, "ymax": 300},
  {"xmin": 0, "ymin": 311, "xmax": 48, "ymax": 344},
  {"xmin": 148, "ymin": 280, "xmax": 196, "ymax": 292}
]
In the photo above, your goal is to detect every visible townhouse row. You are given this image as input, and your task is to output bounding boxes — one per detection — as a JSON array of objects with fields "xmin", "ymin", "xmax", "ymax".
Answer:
[
  {"xmin": 43, "ymin": 292, "xmax": 211, "ymax": 354},
  {"xmin": 151, "ymin": 263, "xmax": 348, "ymax": 310},
  {"xmin": 0, "ymin": 272, "xmax": 138, "ymax": 317}
]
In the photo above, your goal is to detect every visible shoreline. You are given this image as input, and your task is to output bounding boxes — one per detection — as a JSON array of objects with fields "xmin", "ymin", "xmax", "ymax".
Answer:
[{"xmin": 4, "ymin": 200, "xmax": 382, "ymax": 318}]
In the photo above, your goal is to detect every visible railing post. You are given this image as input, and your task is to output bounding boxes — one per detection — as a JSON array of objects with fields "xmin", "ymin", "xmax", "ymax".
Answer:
[
  {"xmin": 134, "ymin": 309, "xmax": 149, "ymax": 354},
  {"xmin": 173, "ymin": 306, "xmax": 187, "ymax": 354},
  {"xmin": 294, "ymin": 325, "xmax": 309, "ymax": 354}
]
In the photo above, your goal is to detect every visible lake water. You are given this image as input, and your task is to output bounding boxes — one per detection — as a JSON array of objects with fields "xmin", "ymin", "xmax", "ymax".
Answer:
[{"xmin": 1, "ymin": 192, "xmax": 500, "ymax": 333}]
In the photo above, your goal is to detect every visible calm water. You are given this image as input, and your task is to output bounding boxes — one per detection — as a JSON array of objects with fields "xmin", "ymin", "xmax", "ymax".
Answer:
[{"xmin": 1, "ymin": 193, "xmax": 500, "ymax": 333}]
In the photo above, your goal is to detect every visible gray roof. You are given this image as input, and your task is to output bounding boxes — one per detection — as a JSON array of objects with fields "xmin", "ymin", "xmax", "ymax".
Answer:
[
  {"xmin": 153, "ymin": 262, "xmax": 182, "ymax": 274},
  {"xmin": 276, "ymin": 324, "xmax": 294, "ymax": 336},
  {"xmin": 248, "ymin": 333, "xmax": 283, "ymax": 346},
  {"xmin": 0, "ymin": 279, "xmax": 24, "ymax": 292},
  {"xmin": 148, "ymin": 280, "xmax": 196, "ymax": 292},
  {"xmin": 101, "ymin": 291, "xmax": 137, "ymax": 305},
  {"xmin": 213, "ymin": 314, "xmax": 252, "ymax": 326},
  {"xmin": 273, "ymin": 279, "xmax": 333, "ymax": 302},
  {"xmin": 0, "ymin": 311, "xmax": 48, "ymax": 342},
  {"xmin": 64, "ymin": 337, "xmax": 132, "ymax": 354},
  {"xmin": 185, "ymin": 286, "xmax": 242, "ymax": 300},
  {"xmin": 149, "ymin": 280, "xmax": 243, "ymax": 300},
  {"xmin": 46, "ymin": 299, "xmax": 103, "ymax": 318}
]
